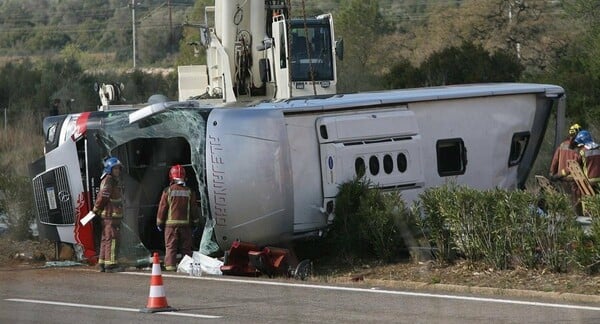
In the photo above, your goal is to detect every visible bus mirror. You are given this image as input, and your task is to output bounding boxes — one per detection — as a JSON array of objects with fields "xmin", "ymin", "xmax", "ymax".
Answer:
[
  {"xmin": 259, "ymin": 59, "xmax": 271, "ymax": 83},
  {"xmin": 200, "ymin": 27, "xmax": 209, "ymax": 47}
]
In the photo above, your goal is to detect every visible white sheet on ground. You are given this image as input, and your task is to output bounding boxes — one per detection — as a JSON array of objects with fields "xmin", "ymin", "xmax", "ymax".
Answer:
[{"xmin": 177, "ymin": 251, "xmax": 223, "ymax": 275}]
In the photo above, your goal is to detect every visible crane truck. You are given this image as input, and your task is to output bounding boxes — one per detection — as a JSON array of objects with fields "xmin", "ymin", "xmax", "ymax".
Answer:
[{"xmin": 178, "ymin": 0, "xmax": 342, "ymax": 103}]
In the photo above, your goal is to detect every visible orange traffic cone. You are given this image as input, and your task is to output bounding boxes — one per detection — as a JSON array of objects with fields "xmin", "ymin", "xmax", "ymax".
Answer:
[{"xmin": 140, "ymin": 252, "xmax": 177, "ymax": 313}]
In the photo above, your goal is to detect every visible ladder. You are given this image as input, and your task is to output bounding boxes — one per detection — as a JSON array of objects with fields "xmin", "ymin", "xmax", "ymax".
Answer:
[
  {"xmin": 567, "ymin": 160, "xmax": 596, "ymax": 197},
  {"xmin": 535, "ymin": 175, "xmax": 558, "ymax": 195}
]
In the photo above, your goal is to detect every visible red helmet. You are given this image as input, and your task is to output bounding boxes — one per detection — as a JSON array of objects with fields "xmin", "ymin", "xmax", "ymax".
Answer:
[{"xmin": 169, "ymin": 165, "xmax": 186, "ymax": 181}]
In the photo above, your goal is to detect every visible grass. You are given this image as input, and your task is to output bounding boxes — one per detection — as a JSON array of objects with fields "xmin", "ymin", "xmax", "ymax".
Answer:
[
  {"xmin": 0, "ymin": 110, "xmax": 44, "ymax": 175},
  {"xmin": 0, "ymin": 110, "xmax": 44, "ymax": 240}
]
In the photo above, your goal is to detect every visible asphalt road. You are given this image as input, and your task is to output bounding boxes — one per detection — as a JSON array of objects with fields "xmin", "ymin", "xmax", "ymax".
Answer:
[{"xmin": 1, "ymin": 266, "xmax": 599, "ymax": 323}]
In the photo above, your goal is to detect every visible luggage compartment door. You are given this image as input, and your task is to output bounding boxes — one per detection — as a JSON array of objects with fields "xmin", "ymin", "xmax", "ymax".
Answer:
[{"xmin": 317, "ymin": 108, "xmax": 425, "ymax": 199}]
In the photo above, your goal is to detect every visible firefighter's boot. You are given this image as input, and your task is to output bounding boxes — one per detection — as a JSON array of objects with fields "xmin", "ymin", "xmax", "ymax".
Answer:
[{"xmin": 105, "ymin": 264, "xmax": 125, "ymax": 273}]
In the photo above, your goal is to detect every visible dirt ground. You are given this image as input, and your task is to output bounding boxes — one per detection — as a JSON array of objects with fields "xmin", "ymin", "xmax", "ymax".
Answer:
[
  {"xmin": 313, "ymin": 258, "xmax": 600, "ymax": 297},
  {"xmin": 1, "ymin": 236, "xmax": 599, "ymax": 296}
]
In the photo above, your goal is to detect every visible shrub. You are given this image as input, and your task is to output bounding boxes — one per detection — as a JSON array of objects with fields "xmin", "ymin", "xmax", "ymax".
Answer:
[
  {"xmin": 532, "ymin": 191, "xmax": 578, "ymax": 272},
  {"xmin": 570, "ymin": 196, "xmax": 600, "ymax": 274},
  {"xmin": 0, "ymin": 174, "xmax": 35, "ymax": 240},
  {"xmin": 0, "ymin": 110, "xmax": 43, "ymax": 241},
  {"xmin": 357, "ymin": 189, "xmax": 407, "ymax": 261},
  {"xmin": 328, "ymin": 178, "xmax": 407, "ymax": 262},
  {"xmin": 415, "ymin": 184, "xmax": 579, "ymax": 271},
  {"xmin": 413, "ymin": 183, "xmax": 459, "ymax": 263}
]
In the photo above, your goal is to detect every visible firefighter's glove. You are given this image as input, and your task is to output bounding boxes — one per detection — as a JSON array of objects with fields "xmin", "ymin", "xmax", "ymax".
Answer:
[
  {"xmin": 157, "ymin": 224, "xmax": 164, "ymax": 232},
  {"xmin": 550, "ymin": 174, "xmax": 562, "ymax": 181},
  {"xmin": 193, "ymin": 227, "xmax": 200, "ymax": 236}
]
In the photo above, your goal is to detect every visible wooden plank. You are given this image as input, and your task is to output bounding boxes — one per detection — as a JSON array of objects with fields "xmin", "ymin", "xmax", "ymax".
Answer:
[
  {"xmin": 535, "ymin": 175, "xmax": 558, "ymax": 194},
  {"xmin": 567, "ymin": 160, "xmax": 595, "ymax": 197}
]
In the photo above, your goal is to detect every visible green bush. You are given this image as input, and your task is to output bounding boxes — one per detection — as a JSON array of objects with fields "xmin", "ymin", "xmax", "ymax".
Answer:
[
  {"xmin": 356, "ymin": 189, "xmax": 407, "ymax": 261},
  {"xmin": 532, "ymin": 191, "xmax": 578, "ymax": 272},
  {"xmin": 570, "ymin": 196, "xmax": 600, "ymax": 274},
  {"xmin": 328, "ymin": 177, "xmax": 370, "ymax": 259},
  {"xmin": 0, "ymin": 174, "xmax": 35, "ymax": 240},
  {"xmin": 415, "ymin": 184, "xmax": 579, "ymax": 271},
  {"xmin": 0, "ymin": 111, "xmax": 43, "ymax": 241},
  {"xmin": 317, "ymin": 179, "xmax": 594, "ymax": 274},
  {"xmin": 413, "ymin": 183, "xmax": 459, "ymax": 263},
  {"xmin": 328, "ymin": 178, "xmax": 407, "ymax": 262}
]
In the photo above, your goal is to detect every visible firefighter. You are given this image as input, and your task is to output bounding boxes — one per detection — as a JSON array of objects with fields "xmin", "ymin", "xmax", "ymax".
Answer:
[
  {"xmin": 156, "ymin": 165, "xmax": 200, "ymax": 271},
  {"xmin": 574, "ymin": 130, "xmax": 600, "ymax": 191},
  {"xmin": 550, "ymin": 123, "xmax": 581, "ymax": 179},
  {"xmin": 92, "ymin": 157, "xmax": 125, "ymax": 273},
  {"xmin": 549, "ymin": 123, "xmax": 582, "ymax": 211}
]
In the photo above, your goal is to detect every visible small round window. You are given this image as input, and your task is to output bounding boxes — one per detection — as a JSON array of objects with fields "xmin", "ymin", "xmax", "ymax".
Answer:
[
  {"xmin": 397, "ymin": 153, "xmax": 407, "ymax": 173},
  {"xmin": 355, "ymin": 157, "xmax": 366, "ymax": 177},
  {"xmin": 369, "ymin": 156, "xmax": 380, "ymax": 175},
  {"xmin": 383, "ymin": 154, "xmax": 393, "ymax": 174}
]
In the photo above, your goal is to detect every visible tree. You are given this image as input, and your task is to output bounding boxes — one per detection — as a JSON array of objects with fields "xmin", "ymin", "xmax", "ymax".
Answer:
[
  {"xmin": 420, "ymin": 42, "xmax": 523, "ymax": 86},
  {"xmin": 0, "ymin": 0, "xmax": 35, "ymax": 51},
  {"xmin": 539, "ymin": 0, "xmax": 600, "ymax": 125},
  {"xmin": 176, "ymin": 0, "xmax": 212, "ymax": 66},
  {"xmin": 25, "ymin": 30, "xmax": 71, "ymax": 51},
  {"xmin": 334, "ymin": 0, "xmax": 392, "ymax": 92},
  {"xmin": 138, "ymin": 7, "xmax": 172, "ymax": 64},
  {"xmin": 380, "ymin": 0, "xmax": 576, "ymax": 76},
  {"xmin": 96, "ymin": 7, "xmax": 131, "ymax": 63},
  {"xmin": 290, "ymin": 0, "xmax": 339, "ymax": 17},
  {"xmin": 384, "ymin": 42, "xmax": 523, "ymax": 89},
  {"xmin": 382, "ymin": 58, "xmax": 421, "ymax": 89},
  {"xmin": 0, "ymin": 60, "xmax": 41, "ymax": 111}
]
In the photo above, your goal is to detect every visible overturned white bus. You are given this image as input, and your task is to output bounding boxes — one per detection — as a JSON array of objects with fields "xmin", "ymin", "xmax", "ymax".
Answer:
[{"xmin": 29, "ymin": 83, "xmax": 566, "ymax": 264}]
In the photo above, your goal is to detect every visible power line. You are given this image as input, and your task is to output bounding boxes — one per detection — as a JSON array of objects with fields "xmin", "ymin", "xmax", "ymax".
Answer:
[
  {"xmin": 0, "ymin": 1, "xmax": 194, "ymax": 35},
  {"xmin": 0, "ymin": 2, "xmax": 193, "ymax": 25},
  {"xmin": 0, "ymin": 23, "xmax": 180, "ymax": 35}
]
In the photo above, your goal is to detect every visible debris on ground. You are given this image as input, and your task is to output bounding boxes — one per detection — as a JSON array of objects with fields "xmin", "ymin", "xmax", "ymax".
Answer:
[
  {"xmin": 43, "ymin": 261, "xmax": 85, "ymax": 267},
  {"xmin": 1, "ymin": 237, "xmax": 56, "ymax": 266}
]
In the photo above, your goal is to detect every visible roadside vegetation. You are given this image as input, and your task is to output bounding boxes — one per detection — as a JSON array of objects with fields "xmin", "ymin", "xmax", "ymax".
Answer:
[
  {"xmin": 326, "ymin": 178, "xmax": 600, "ymax": 276},
  {"xmin": 0, "ymin": 112, "xmax": 41, "ymax": 240}
]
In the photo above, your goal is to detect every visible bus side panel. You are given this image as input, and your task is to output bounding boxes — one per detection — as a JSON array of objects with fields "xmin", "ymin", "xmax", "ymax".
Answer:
[{"xmin": 206, "ymin": 108, "xmax": 294, "ymax": 248}]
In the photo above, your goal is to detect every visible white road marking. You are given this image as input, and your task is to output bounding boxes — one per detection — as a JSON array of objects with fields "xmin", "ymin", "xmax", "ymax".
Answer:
[
  {"xmin": 126, "ymin": 272, "xmax": 600, "ymax": 312},
  {"xmin": 5, "ymin": 298, "xmax": 221, "ymax": 319}
]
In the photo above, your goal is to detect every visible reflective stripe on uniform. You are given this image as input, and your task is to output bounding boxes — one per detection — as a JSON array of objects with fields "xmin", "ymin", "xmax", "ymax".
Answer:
[
  {"xmin": 169, "ymin": 190, "xmax": 190, "ymax": 198},
  {"xmin": 166, "ymin": 187, "xmax": 192, "ymax": 225}
]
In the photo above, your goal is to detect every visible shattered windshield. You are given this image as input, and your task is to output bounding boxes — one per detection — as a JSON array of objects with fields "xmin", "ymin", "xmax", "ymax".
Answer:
[{"xmin": 94, "ymin": 107, "xmax": 211, "ymax": 265}]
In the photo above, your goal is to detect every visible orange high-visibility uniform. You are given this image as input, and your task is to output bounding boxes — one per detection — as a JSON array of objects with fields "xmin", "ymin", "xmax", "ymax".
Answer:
[
  {"xmin": 550, "ymin": 139, "xmax": 579, "ymax": 177},
  {"xmin": 93, "ymin": 175, "xmax": 123, "ymax": 266},
  {"xmin": 578, "ymin": 145, "xmax": 600, "ymax": 188},
  {"xmin": 156, "ymin": 183, "xmax": 200, "ymax": 270}
]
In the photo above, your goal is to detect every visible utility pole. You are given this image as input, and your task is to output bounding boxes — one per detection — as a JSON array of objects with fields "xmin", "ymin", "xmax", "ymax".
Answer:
[
  {"xmin": 168, "ymin": 0, "xmax": 173, "ymax": 52},
  {"xmin": 508, "ymin": 1, "xmax": 521, "ymax": 60},
  {"xmin": 130, "ymin": 0, "xmax": 138, "ymax": 68}
]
